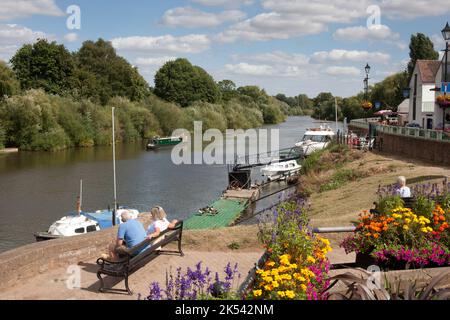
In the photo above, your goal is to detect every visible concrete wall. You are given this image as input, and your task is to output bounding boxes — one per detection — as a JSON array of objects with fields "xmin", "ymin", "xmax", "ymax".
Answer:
[
  {"xmin": 0, "ymin": 214, "xmax": 152, "ymax": 291},
  {"xmin": 348, "ymin": 124, "xmax": 450, "ymax": 165}
]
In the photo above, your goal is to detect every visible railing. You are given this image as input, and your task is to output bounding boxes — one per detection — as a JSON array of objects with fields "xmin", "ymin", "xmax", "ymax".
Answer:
[{"xmin": 349, "ymin": 118, "xmax": 450, "ymax": 143}]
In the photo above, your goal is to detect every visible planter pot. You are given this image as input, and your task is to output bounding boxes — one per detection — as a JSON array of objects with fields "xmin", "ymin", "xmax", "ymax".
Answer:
[{"xmin": 355, "ymin": 252, "xmax": 379, "ymax": 269}]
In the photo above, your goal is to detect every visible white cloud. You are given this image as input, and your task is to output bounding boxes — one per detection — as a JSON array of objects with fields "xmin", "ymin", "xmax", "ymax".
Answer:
[
  {"xmin": 225, "ymin": 63, "xmax": 275, "ymax": 76},
  {"xmin": 325, "ymin": 66, "xmax": 361, "ymax": 76},
  {"xmin": 217, "ymin": 0, "xmax": 370, "ymax": 42},
  {"xmin": 0, "ymin": 24, "xmax": 50, "ymax": 60},
  {"xmin": 189, "ymin": 0, "xmax": 254, "ymax": 7},
  {"xmin": 233, "ymin": 51, "xmax": 309, "ymax": 66},
  {"xmin": 0, "ymin": 0, "xmax": 64, "ymax": 20},
  {"xmin": 333, "ymin": 25, "xmax": 406, "ymax": 49},
  {"xmin": 135, "ymin": 56, "xmax": 177, "ymax": 67},
  {"xmin": 111, "ymin": 34, "xmax": 211, "ymax": 54},
  {"xmin": 64, "ymin": 32, "xmax": 78, "ymax": 43},
  {"xmin": 378, "ymin": 0, "xmax": 450, "ymax": 20},
  {"xmin": 311, "ymin": 49, "xmax": 390, "ymax": 64},
  {"xmin": 161, "ymin": 7, "xmax": 246, "ymax": 28}
]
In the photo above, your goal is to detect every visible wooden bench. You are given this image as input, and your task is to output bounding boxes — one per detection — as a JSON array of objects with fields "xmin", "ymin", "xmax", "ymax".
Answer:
[{"xmin": 96, "ymin": 221, "xmax": 184, "ymax": 295}]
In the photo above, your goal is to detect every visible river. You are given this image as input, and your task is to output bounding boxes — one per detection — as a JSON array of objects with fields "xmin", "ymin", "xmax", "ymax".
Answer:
[{"xmin": 0, "ymin": 116, "xmax": 342, "ymax": 253}]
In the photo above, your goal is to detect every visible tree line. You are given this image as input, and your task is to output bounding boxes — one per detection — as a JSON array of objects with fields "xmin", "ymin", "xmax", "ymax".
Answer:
[{"xmin": 0, "ymin": 39, "xmax": 287, "ymax": 151}]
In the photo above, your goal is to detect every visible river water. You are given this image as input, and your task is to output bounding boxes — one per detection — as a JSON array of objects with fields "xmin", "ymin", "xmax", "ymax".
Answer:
[{"xmin": 0, "ymin": 117, "xmax": 342, "ymax": 253}]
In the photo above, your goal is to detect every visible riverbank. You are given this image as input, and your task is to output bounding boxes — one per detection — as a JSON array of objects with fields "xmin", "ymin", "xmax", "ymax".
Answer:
[{"xmin": 1, "ymin": 149, "xmax": 449, "ymax": 299}]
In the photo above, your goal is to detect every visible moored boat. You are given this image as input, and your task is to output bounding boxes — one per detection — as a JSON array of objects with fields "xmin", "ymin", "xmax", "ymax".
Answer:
[
  {"xmin": 260, "ymin": 160, "xmax": 301, "ymax": 181},
  {"xmin": 146, "ymin": 136, "xmax": 183, "ymax": 150},
  {"xmin": 294, "ymin": 125, "xmax": 335, "ymax": 156}
]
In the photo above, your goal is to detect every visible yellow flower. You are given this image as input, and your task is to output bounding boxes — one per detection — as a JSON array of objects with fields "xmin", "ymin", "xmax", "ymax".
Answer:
[
  {"xmin": 403, "ymin": 225, "xmax": 409, "ymax": 231},
  {"xmin": 277, "ymin": 291, "xmax": 286, "ymax": 298},
  {"xmin": 285, "ymin": 290, "xmax": 296, "ymax": 299},
  {"xmin": 272, "ymin": 281, "xmax": 279, "ymax": 288},
  {"xmin": 253, "ymin": 290, "xmax": 262, "ymax": 297},
  {"xmin": 263, "ymin": 276, "xmax": 273, "ymax": 283},
  {"xmin": 420, "ymin": 227, "xmax": 429, "ymax": 233},
  {"xmin": 300, "ymin": 284, "xmax": 307, "ymax": 291},
  {"xmin": 392, "ymin": 214, "xmax": 402, "ymax": 219},
  {"xmin": 256, "ymin": 269, "xmax": 264, "ymax": 275},
  {"xmin": 306, "ymin": 256, "xmax": 316, "ymax": 264},
  {"xmin": 264, "ymin": 285, "xmax": 273, "ymax": 291},
  {"xmin": 267, "ymin": 261, "xmax": 275, "ymax": 267}
]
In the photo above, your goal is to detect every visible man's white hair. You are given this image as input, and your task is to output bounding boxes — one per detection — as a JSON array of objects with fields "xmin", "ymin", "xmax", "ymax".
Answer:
[
  {"xmin": 120, "ymin": 210, "xmax": 131, "ymax": 221},
  {"xmin": 397, "ymin": 176, "xmax": 406, "ymax": 185}
]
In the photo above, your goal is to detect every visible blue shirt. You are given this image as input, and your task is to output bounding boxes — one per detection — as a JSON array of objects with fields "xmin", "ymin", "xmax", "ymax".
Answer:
[{"xmin": 117, "ymin": 219, "xmax": 147, "ymax": 250}]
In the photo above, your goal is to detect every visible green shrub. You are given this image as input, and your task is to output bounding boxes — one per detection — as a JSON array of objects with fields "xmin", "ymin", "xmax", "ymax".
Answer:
[{"xmin": 319, "ymin": 169, "xmax": 362, "ymax": 192}]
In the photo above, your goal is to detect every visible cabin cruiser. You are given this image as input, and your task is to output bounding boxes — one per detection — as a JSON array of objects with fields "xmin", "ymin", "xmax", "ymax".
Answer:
[
  {"xmin": 34, "ymin": 208, "xmax": 139, "ymax": 241},
  {"xmin": 260, "ymin": 160, "xmax": 301, "ymax": 181},
  {"xmin": 294, "ymin": 126, "xmax": 335, "ymax": 156}
]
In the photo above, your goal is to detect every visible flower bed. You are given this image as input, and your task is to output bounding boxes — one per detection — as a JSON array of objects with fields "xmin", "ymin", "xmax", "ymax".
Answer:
[
  {"xmin": 245, "ymin": 196, "xmax": 332, "ymax": 300},
  {"xmin": 342, "ymin": 180, "xmax": 450, "ymax": 269},
  {"xmin": 436, "ymin": 95, "xmax": 450, "ymax": 107}
]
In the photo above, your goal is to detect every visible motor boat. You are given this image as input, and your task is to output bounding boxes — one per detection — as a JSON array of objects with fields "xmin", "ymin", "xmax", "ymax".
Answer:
[
  {"xmin": 260, "ymin": 160, "xmax": 301, "ymax": 181},
  {"xmin": 34, "ymin": 207, "xmax": 140, "ymax": 241},
  {"xmin": 294, "ymin": 125, "xmax": 335, "ymax": 156}
]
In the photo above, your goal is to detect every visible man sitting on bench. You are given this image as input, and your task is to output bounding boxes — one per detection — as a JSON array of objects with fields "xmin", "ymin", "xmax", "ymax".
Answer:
[{"xmin": 107, "ymin": 210, "xmax": 147, "ymax": 261}]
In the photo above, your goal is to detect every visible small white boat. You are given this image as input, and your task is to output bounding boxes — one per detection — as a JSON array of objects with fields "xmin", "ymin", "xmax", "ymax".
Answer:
[
  {"xmin": 294, "ymin": 125, "xmax": 335, "ymax": 156},
  {"xmin": 261, "ymin": 160, "xmax": 301, "ymax": 181},
  {"xmin": 35, "ymin": 208, "xmax": 140, "ymax": 241}
]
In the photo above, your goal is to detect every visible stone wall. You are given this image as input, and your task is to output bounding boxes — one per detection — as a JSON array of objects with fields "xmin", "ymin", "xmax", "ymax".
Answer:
[
  {"xmin": 348, "ymin": 125, "xmax": 450, "ymax": 165},
  {"xmin": 0, "ymin": 214, "xmax": 152, "ymax": 291}
]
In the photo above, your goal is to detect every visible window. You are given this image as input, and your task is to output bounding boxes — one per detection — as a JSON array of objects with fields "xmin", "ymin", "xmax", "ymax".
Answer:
[
  {"xmin": 86, "ymin": 225, "xmax": 97, "ymax": 233},
  {"xmin": 413, "ymin": 97, "xmax": 417, "ymax": 121},
  {"xmin": 74, "ymin": 227, "xmax": 85, "ymax": 234}
]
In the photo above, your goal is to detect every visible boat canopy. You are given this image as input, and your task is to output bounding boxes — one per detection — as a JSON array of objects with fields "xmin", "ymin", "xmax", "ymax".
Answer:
[{"xmin": 84, "ymin": 210, "xmax": 120, "ymax": 229}]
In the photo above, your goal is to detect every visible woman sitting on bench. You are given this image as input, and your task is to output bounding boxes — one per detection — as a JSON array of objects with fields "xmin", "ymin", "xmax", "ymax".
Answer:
[{"xmin": 146, "ymin": 206, "xmax": 178, "ymax": 239}]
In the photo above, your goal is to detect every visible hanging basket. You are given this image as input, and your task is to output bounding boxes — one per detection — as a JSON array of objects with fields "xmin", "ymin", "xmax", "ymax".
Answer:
[
  {"xmin": 361, "ymin": 101, "xmax": 373, "ymax": 110},
  {"xmin": 436, "ymin": 95, "xmax": 450, "ymax": 108}
]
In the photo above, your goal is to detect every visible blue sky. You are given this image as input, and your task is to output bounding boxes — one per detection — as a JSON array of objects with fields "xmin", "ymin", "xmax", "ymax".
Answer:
[{"xmin": 0, "ymin": 0, "xmax": 449, "ymax": 97}]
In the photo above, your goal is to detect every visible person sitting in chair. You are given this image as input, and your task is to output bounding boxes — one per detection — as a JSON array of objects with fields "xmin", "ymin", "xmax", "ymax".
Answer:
[
  {"xmin": 395, "ymin": 176, "xmax": 411, "ymax": 198},
  {"xmin": 147, "ymin": 206, "xmax": 178, "ymax": 239},
  {"xmin": 106, "ymin": 210, "xmax": 147, "ymax": 261}
]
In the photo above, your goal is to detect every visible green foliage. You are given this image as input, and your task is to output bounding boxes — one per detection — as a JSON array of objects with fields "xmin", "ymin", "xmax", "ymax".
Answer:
[
  {"xmin": 0, "ymin": 124, "xmax": 5, "ymax": 149},
  {"xmin": 407, "ymin": 33, "xmax": 439, "ymax": 76},
  {"xmin": 300, "ymin": 149, "xmax": 326, "ymax": 175},
  {"xmin": 370, "ymin": 71, "xmax": 409, "ymax": 110},
  {"xmin": 11, "ymin": 39, "xmax": 74, "ymax": 95},
  {"xmin": 74, "ymin": 39, "xmax": 150, "ymax": 104},
  {"xmin": 376, "ymin": 196, "xmax": 404, "ymax": 215},
  {"xmin": 412, "ymin": 195, "xmax": 435, "ymax": 219},
  {"xmin": 0, "ymin": 61, "xmax": 20, "ymax": 99},
  {"xmin": 154, "ymin": 58, "xmax": 221, "ymax": 107},
  {"xmin": 319, "ymin": 168, "xmax": 363, "ymax": 192}
]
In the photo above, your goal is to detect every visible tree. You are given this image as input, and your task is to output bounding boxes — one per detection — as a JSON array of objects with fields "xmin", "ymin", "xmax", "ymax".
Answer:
[
  {"xmin": 74, "ymin": 39, "xmax": 150, "ymax": 104},
  {"xmin": 0, "ymin": 61, "xmax": 20, "ymax": 99},
  {"xmin": 407, "ymin": 33, "xmax": 439, "ymax": 76},
  {"xmin": 154, "ymin": 58, "xmax": 220, "ymax": 107},
  {"xmin": 218, "ymin": 80, "xmax": 237, "ymax": 102},
  {"xmin": 11, "ymin": 39, "xmax": 75, "ymax": 95},
  {"xmin": 370, "ymin": 71, "xmax": 409, "ymax": 110}
]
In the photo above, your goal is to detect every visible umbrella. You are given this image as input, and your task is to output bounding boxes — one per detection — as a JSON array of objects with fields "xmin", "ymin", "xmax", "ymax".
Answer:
[{"xmin": 374, "ymin": 110, "xmax": 397, "ymax": 116}]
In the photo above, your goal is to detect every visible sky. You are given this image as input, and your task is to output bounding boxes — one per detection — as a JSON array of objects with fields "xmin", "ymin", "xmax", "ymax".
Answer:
[{"xmin": 0, "ymin": 0, "xmax": 449, "ymax": 97}]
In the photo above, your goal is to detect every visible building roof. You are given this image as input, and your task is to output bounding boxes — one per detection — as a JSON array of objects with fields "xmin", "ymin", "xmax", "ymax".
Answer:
[{"xmin": 416, "ymin": 60, "xmax": 441, "ymax": 83}]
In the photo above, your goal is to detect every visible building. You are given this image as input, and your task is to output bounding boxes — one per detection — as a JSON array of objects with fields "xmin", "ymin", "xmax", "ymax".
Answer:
[
  {"xmin": 408, "ymin": 60, "xmax": 441, "ymax": 129},
  {"xmin": 433, "ymin": 55, "xmax": 450, "ymax": 130},
  {"xmin": 396, "ymin": 98, "xmax": 409, "ymax": 126}
]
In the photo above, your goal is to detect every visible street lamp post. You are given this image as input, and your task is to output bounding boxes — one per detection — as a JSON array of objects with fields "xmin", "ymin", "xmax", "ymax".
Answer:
[
  {"xmin": 362, "ymin": 63, "xmax": 371, "ymax": 122},
  {"xmin": 441, "ymin": 22, "xmax": 450, "ymax": 131}
]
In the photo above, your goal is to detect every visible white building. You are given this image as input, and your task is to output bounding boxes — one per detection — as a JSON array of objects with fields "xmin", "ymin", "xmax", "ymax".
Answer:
[
  {"xmin": 433, "ymin": 56, "xmax": 450, "ymax": 130},
  {"xmin": 408, "ymin": 60, "xmax": 441, "ymax": 129}
]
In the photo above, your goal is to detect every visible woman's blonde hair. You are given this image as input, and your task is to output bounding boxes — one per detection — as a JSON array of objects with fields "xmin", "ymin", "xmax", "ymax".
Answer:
[{"xmin": 151, "ymin": 206, "xmax": 167, "ymax": 220}]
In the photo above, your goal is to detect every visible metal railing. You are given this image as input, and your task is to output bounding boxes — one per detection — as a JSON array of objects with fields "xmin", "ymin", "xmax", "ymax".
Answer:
[{"xmin": 349, "ymin": 119, "xmax": 450, "ymax": 143}]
